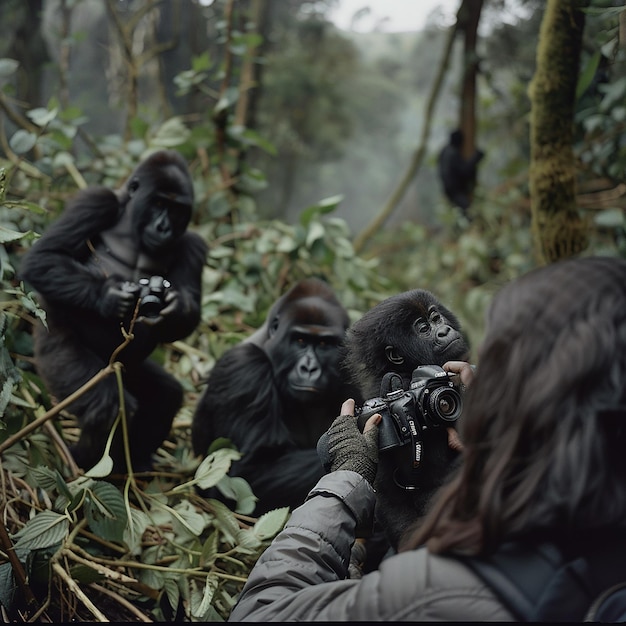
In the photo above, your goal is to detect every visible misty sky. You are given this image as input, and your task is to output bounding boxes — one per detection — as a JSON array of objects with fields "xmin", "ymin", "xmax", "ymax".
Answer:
[{"xmin": 327, "ymin": 0, "xmax": 459, "ymax": 33}]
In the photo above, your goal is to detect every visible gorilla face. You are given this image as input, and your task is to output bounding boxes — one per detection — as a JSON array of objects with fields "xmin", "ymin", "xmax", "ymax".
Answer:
[{"xmin": 343, "ymin": 289, "xmax": 470, "ymax": 399}]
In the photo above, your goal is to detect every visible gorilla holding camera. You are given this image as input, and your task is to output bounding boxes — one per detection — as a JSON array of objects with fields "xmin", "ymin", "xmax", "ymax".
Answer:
[
  {"xmin": 320, "ymin": 289, "xmax": 470, "ymax": 558},
  {"xmin": 20, "ymin": 149, "xmax": 207, "ymax": 473}
]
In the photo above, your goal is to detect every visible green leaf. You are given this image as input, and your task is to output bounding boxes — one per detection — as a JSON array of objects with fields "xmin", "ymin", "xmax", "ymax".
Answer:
[
  {"xmin": 199, "ymin": 530, "xmax": 219, "ymax": 567},
  {"xmin": 84, "ymin": 481, "xmax": 128, "ymax": 543},
  {"xmin": 151, "ymin": 117, "xmax": 191, "ymax": 148},
  {"xmin": 215, "ymin": 475, "xmax": 257, "ymax": 515},
  {"xmin": 207, "ymin": 498, "xmax": 240, "ymax": 545},
  {"xmin": 162, "ymin": 575, "xmax": 180, "ymax": 613},
  {"xmin": 172, "ymin": 500, "xmax": 208, "ymax": 536},
  {"xmin": 84, "ymin": 454, "xmax": 114, "ymax": 478},
  {"xmin": 253, "ymin": 507, "xmax": 289, "ymax": 541},
  {"xmin": 26, "ymin": 107, "xmax": 58, "ymax": 127},
  {"xmin": 69, "ymin": 564, "xmax": 106, "ymax": 584},
  {"xmin": 9, "ymin": 130, "xmax": 37, "ymax": 155},
  {"xmin": 2, "ymin": 200, "xmax": 47, "ymax": 215},
  {"xmin": 0, "ymin": 562, "xmax": 15, "ymax": 610},
  {"xmin": 194, "ymin": 448, "xmax": 241, "ymax": 490},
  {"xmin": 576, "ymin": 50, "xmax": 601, "ymax": 100},
  {"xmin": 124, "ymin": 508, "xmax": 151, "ymax": 556},
  {"xmin": 300, "ymin": 195, "xmax": 344, "ymax": 227},
  {"xmin": 12, "ymin": 510, "xmax": 69, "ymax": 551},
  {"xmin": 0, "ymin": 225, "xmax": 24, "ymax": 243},
  {"xmin": 192, "ymin": 51, "xmax": 212, "ymax": 72},
  {"xmin": 191, "ymin": 574, "xmax": 219, "ymax": 619},
  {"xmin": 306, "ymin": 221, "xmax": 325, "ymax": 248}
]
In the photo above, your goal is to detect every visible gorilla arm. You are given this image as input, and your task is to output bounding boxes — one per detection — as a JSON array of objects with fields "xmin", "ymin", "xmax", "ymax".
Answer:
[
  {"xmin": 192, "ymin": 342, "xmax": 290, "ymax": 457},
  {"xmin": 20, "ymin": 188, "xmax": 121, "ymax": 313}
]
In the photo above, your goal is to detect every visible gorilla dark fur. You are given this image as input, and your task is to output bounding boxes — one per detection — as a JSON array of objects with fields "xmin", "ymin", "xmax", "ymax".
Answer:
[
  {"xmin": 20, "ymin": 149, "xmax": 207, "ymax": 473},
  {"xmin": 192, "ymin": 277, "xmax": 355, "ymax": 515},
  {"xmin": 341, "ymin": 289, "xmax": 470, "ymax": 557}
]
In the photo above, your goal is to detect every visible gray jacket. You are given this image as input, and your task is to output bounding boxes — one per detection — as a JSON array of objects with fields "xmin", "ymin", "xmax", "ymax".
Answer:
[{"xmin": 229, "ymin": 470, "xmax": 514, "ymax": 621}]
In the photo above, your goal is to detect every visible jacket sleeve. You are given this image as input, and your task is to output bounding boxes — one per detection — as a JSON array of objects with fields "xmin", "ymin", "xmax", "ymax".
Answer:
[
  {"xmin": 228, "ymin": 470, "xmax": 513, "ymax": 622},
  {"xmin": 228, "ymin": 470, "xmax": 376, "ymax": 622}
]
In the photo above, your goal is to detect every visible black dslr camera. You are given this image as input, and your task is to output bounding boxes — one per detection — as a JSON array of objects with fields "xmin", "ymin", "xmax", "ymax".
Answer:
[
  {"xmin": 122, "ymin": 275, "xmax": 171, "ymax": 318},
  {"xmin": 356, "ymin": 365, "xmax": 463, "ymax": 488}
]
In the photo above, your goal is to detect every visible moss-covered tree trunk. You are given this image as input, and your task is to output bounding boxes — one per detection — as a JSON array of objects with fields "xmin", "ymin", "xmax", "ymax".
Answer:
[{"xmin": 529, "ymin": 0, "xmax": 591, "ymax": 264}]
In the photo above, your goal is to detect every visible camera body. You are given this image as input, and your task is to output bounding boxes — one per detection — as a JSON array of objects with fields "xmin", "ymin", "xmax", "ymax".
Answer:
[
  {"xmin": 356, "ymin": 364, "xmax": 463, "ymax": 452},
  {"xmin": 122, "ymin": 275, "xmax": 171, "ymax": 318}
]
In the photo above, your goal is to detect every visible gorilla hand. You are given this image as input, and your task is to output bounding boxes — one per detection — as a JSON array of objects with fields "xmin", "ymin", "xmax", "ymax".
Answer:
[
  {"xmin": 98, "ymin": 280, "xmax": 139, "ymax": 319},
  {"xmin": 138, "ymin": 288, "xmax": 180, "ymax": 326},
  {"xmin": 317, "ymin": 399, "xmax": 381, "ymax": 484}
]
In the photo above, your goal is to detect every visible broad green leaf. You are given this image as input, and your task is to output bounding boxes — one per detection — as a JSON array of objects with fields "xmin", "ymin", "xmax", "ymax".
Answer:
[
  {"xmin": 216, "ymin": 475, "xmax": 257, "ymax": 515},
  {"xmin": 0, "ymin": 225, "xmax": 27, "ymax": 244},
  {"xmin": 195, "ymin": 448, "xmax": 241, "ymax": 490},
  {"xmin": 84, "ymin": 454, "xmax": 114, "ymax": 478},
  {"xmin": 199, "ymin": 530, "xmax": 219, "ymax": 567},
  {"xmin": 69, "ymin": 564, "xmax": 105, "ymax": 584},
  {"xmin": 253, "ymin": 507, "xmax": 289, "ymax": 541},
  {"xmin": 12, "ymin": 510, "xmax": 69, "ymax": 550},
  {"xmin": 2, "ymin": 200, "xmax": 47, "ymax": 214},
  {"xmin": 191, "ymin": 574, "xmax": 219, "ymax": 619},
  {"xmin": 576, "ymin": 50, "xmax": 601, "ymax": 100},
  {"xmin": 0, "ymin": 562, "xmax": 15, "ymax": 610},
  {"xmin": 306, "ymin": 221, "xmax": 325, "ymax": 248},
  {"xmin": 151, "ymin": 116, "xmax": 190, "ymax": 148},
  {"xmin": 173, "ymin": 500, "xmax": 209, "ymax": 536},
  {"xmin": 84, "ymin": 481, "xmax": 127, "ymax": 543},
  {"xmin": 124, "ymin": 508, "xmax": 151, "ymax": 556},
  {"xmin": 162, "ymin": 575, "xmax": 180, "ymax": 613},
  {"xmin": 26, "ymin": 107, "xmax": 58, "ymax": 127},
  {"xmin": 207, "ymin": 498, "xmax": 240, "ymax": 545},
  {"xmin": 300, "ymin": 195, "xmax": 344, "ymax": 227},
  {"xmin": 9, "ymin": 130, "xmax": 37, "ymax": 155}
]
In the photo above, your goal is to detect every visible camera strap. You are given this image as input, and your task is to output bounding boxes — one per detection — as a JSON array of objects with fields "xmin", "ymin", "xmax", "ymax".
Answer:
[{"xmin": 380, "ymin": 372, "xmax": 426, "ymax": 490}]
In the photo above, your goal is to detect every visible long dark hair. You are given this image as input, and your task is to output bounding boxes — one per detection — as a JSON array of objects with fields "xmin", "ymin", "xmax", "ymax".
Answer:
[{"xmin": 401, "ymin": 256, "xmax": 626, "ymax": 556}]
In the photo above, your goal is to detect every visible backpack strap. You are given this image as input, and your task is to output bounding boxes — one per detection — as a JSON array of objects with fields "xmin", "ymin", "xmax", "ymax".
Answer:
[
  {"xmin": 463, "ymin": 537, "xmax": 626, "ymax": 622},
  {"xmin": 462, "ymin": 542, "xmax": 564, "ymax": 621}
]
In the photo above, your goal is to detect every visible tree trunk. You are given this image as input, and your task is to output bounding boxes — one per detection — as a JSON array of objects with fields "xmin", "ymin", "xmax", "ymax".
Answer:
[
  {"xmin": 529, "ymin": 0, "xmax": 591, "ymax": 264},
  {"xmin": 458, "ymin": 0, "xmax": 484, "ymax": 158}
]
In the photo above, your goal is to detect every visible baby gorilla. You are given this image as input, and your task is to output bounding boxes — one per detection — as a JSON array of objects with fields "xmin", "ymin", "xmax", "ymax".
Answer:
[{"xmin": 339, "ymin": 289, "xmax": 470, "ymax": 558}]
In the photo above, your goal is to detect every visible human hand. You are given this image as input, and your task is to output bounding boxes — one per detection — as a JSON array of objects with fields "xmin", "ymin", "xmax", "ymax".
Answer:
[
  {"xmin": 443, "ymin": 360, "xmax": 475, "ymax": 390},
  {"xmin": 316, "ymin": 399, "xmax": 381, "ymax": 484},
  {"xmin": 442, "ymin": 361, "xmax": 474, "ymax": 452}
]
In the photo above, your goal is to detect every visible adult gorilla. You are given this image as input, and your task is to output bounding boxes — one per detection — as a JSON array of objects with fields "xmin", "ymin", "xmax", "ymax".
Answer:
[
  {"xmin": 192, "ymin": 278, "xmax": 355, "ymax": 515},
  {"xmin": 20, "ymin": 149, "xmax": 207, "ymax": 473}
]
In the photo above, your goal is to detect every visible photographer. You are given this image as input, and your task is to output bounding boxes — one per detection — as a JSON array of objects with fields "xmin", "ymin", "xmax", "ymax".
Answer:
[{"xmin": 229, "ymin": 256, "xmax": 626, "ymax": 622}]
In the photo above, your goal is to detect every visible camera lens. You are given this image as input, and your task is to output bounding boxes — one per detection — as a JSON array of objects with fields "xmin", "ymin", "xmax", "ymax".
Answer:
[
  {"xmin": 139, "ymin": 295, "xmax": 163, "ymax": 318},
  {"xmin": 427, "ymin": 386, "xmax": 462, "ymax": 423}
]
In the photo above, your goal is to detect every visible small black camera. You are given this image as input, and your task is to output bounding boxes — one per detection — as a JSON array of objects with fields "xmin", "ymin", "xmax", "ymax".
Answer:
[
  {"xmin": 122, "ymin": 275, "xmax": 171, "ymax": 318},
  {"xmin": 356, "ymin": 365, "xmax": 463, "ymax": 452}
]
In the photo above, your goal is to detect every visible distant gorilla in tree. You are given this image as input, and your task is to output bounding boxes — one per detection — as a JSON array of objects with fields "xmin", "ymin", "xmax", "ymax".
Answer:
[
  {"xmin": 437, "ymin": 129, "xmax": 484, "ymax": 219},
  {"xmin": 339, "ymin": 289, "xmax": 470, "ymax": 556},
  {"xmin": 20, "ymin": 149, "xmax": 207, "ymax": 473},
  {"xmin": 191, "ymin": 278, "xmax": 356, "ymax": 515}
]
